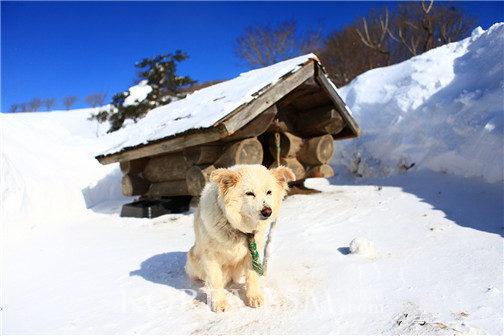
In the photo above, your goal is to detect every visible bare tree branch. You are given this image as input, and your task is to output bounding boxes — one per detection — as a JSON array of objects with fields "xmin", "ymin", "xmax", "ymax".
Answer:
[{"xmin": 63, "ymin": 96, "xmax": 78, "ymax": 110}]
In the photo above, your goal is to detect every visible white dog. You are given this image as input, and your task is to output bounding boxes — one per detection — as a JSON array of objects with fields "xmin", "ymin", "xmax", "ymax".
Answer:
[{"xmin": 185, "ymin": 164, "xmax": 295, "ymax": 312}]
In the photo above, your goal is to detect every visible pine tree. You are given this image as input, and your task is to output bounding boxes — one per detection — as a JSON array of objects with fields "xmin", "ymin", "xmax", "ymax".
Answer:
[{"xmin": 90, "ymin": 50, "xmax": 196, "ymax": 133}]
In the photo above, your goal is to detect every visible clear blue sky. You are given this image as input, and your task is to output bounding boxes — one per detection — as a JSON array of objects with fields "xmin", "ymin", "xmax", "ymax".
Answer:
[{"xmin": 2, "ymin": 1, "xmax": 503, "ymax": 111}]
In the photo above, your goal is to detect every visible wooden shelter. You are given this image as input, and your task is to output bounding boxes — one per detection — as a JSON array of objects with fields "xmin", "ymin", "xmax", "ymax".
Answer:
[{"xmin": 95, "ymin": 54, "xmax": 360, "ymax": 203}]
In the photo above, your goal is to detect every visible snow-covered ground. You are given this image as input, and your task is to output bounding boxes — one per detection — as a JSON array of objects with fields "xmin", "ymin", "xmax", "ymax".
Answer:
[
  {"xmin": 1, "ymin": 25, "xmax": 502, "ymax": 335},
  {"xmin": 3, "ymin": 172, "xmax": 502, "ymax": 334}
]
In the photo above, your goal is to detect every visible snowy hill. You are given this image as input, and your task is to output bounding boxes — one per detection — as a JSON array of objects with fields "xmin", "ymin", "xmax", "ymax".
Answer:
[
  {"xmin": 0, "ymin": 108, "xmax": 130, "ymax": 225},
  {"xmin": 335, "ymin": 24, "xmax": 503, "ymax": 183},
  {"xmin": 1, "ymin": 24, "xmax": 502, "ymax": 334}
]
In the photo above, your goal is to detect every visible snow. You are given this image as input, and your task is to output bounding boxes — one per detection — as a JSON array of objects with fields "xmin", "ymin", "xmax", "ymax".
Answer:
[
  {"xmin": 335, "ymin": 23, "xmax": 504, "ymax": 184},
  {"xmin": 0, "ymin": 108, "xmax": 132, "ymax": 226},
  {"xmin": 2, "ymin": 171, "xmax": 502, "ymax": 334},
  {"xmin": 1, "ymin": 26, "xmax": 503, "ymax": 335},
  {"xmin": 349, "ymin": 237, "xmax": 377, "ymax": 258},
  {"xmin": 97, "ymin": 54, "xmax": 318, "ymax": 156},
  {"xmin": 123, "ymin": 80, "xmax": 153, "ymax": 107}
]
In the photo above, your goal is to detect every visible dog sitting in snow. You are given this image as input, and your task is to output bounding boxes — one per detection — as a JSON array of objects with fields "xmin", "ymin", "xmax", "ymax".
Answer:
[{"xmin": 185, "ymin": 164, "xmax": 295, "ymax": 312}]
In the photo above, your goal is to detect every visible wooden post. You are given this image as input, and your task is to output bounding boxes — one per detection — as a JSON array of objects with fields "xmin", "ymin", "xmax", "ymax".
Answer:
[
  {"xmin": 270, "ymin": 157, "xmax": 306, "ymax": 181},
  {"xmin": 214, "ymin": 137, "xmax": 263, "ymax": 168},
  {"xmin": 186, "ymin": 165, "xmax": 216, "ymax": 196},
  {"xmin": 305, "ymin": 164, "xmax": 334, "ymax": 178},
  {"xmin": 183, "ymin": 145, "xmax": 222, "ymax": 165},
  {"xmin": 122, "ymin": 174, "xmax": 150, "ymax": 196},
  {"xmin": 146, "ymin": 180, "xmax": 190, "ymax": 197},
  {"xmin": 143, "ymin": 152, "xmax": 189, "ymax": 182},
  {"xmin": 297, "ymin": 134, "xmax": 334, "ymax": 165},
  {"xmin": 268, "ymin": 132, "xmax": 303, "ymax": 158}
]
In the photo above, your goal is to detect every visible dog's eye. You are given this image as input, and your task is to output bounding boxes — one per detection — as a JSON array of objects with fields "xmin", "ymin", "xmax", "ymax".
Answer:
[
  {"xmin": 245, "ymin": 191, "xmax": 255, "ymax": 197},
  {"xmin": 266, "ymin": 190, "xmax": 272, "ymax": 195}
]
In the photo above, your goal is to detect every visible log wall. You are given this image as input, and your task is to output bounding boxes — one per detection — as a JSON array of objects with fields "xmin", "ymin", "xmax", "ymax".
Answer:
[{"xmin": 119, "ymin": 131, "xmax": 336, "ymax": 198}]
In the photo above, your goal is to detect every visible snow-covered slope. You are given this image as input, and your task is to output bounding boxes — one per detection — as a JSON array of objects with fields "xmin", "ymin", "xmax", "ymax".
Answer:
[
  {"xmin": 335, "ymin": 23, "xmax": 504, "ymax": 183},
  {"xmin": 0, "ymin": 108, "xmax": 131, "ymax": 225}
]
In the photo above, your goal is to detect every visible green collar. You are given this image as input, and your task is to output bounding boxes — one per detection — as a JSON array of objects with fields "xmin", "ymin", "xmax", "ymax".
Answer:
[{"xmin": 246, "ymin": 233, "xmax": 264, "ymax": 276}]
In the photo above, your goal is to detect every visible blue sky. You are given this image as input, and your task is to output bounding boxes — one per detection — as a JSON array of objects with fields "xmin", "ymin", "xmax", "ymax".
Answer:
[{"xmin": 2, "ymin": 1, "xmax": 503, "ymax": 111}]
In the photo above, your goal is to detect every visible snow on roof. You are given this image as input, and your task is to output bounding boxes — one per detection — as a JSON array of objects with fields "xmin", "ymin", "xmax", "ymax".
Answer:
[{"xmin": 98, "ymin": 54, "xmax": 319, "ymax": 157}]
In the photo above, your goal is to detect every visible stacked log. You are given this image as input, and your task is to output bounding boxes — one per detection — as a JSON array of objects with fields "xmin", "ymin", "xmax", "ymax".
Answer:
[
  {"xmin": 297, "ymin": 134, "xmax": 334, "ymax": 166},
  {"xmin": 269, "ymin": 157, "xmax": 306, "ymax": 181},
  {"xmin": 214, "ymin": 137, "xmax": 263, "ymax": 168},
  {"xmin": 295, "ymin": 105, "xmax": 344, "ymax": 137},
  {"xmin": 122, "ymin": 174, "xmax": 150, "ymax": 196},
  {"xmin": 120, "ymin": 137, "xmax": 264, "ymax": 198},
  {"xmin": 183, "ymin": 145, "xmax": 222, "ymax": 165},
  {"xmin": 120, "ymin": 158, "xmax": 150, "ymax": 196},
  {"xmin": 146, "ymin": 180, "xmax": 190, "ymax": 197},
  {"xmin": 186, "ymin": 165, "xmax": 216, "ymax": 196},
  {"xmin": 268, "ymin": 132, "xmax": 303, "ymax": 158},
  {"xmin": 267, "ymin": 131, "xmax": 335, "ymax": 181},
  {"xmin": 305, "ymin": 164, "xmax": 334, "ymax": 179},
  {"xmin": 120, "ymin": 131, "xmax": 334, "ymax": 197},
  {"xmin": 143, "ymin": 153, "xmax": 188, "ymax": 182}
]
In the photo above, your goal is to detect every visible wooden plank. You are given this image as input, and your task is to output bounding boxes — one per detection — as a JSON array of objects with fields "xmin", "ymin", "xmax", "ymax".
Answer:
[
  {"xmin": 315, "ymin": 65, "xmax": 361, "ymax": 137},
  {"xmin": 218, "ymin": 61, "xmax": 315, "ymax": 135},
  {"xmin": 96, "ymin": 124, "xmax": 228, "ymax": 164},
  {"xmin": 224, "ymin": 104, "xmax": 277, "ymax": 142}
]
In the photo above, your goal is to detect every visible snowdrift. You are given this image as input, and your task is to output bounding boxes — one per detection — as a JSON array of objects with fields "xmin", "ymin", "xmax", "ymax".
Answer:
[
  {"xmin": 0, "ymin": 108, "xmax": 131, "ymax": 224},
  {"xmin": 335, "ymin": 23, "xmax": 504, "ymax": 183}
]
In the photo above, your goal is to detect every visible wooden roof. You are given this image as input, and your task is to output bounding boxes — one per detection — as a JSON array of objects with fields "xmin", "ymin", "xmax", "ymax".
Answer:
[{"xmin": 96, "ymin": 56, "xmax": 360, "ymax": 165}]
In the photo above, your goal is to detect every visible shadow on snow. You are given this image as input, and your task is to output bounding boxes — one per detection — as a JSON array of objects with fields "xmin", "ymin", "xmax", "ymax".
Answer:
[
  {"xmin": 330, "ymin": 170, "xmax": 503, "ymax": 236},
  {"xmin": 129, "ymin": 251, "xmax": 206, "ymax": 302}
]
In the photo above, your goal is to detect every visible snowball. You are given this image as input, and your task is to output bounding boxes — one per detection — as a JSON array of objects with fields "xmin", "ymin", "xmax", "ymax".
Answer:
[{"xmin": 349, "ymin": 237, "xmax": 377, "ymax": 258}]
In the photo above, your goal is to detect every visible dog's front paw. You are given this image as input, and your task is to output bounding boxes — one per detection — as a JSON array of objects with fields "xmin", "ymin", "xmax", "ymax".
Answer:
[
  {"xmin": 211, "ymin": 298, "xmax": 229, "ymax": 312},
  {"xmin": 245, "ymin": 293, "xmax": 264, "ymax": 308}
]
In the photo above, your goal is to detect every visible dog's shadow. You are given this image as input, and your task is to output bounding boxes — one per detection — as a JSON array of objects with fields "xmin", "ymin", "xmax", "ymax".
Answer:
[
  {"xmin": 130, "ymin": 251, "xmax": 246, "ymax": 305},
  {"xmin": 130, "ymin": 251, "xmax": 205, "ymax": 301}
]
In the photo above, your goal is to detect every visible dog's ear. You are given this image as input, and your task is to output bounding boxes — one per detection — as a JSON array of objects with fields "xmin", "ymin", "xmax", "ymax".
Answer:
[
  {"xmin": 210, "ymin": 168, "xmax": 241, "ymax": 193},
  {"xmin": 270, "ymin": 166, "xmax": 295, "ymax": 186}
]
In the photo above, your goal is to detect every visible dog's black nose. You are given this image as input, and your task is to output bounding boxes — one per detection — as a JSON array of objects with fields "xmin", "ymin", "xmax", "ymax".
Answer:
[{"xmin": 260, "ymin": 207, "xmax": 272, "ymax": 218}]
